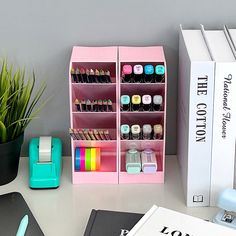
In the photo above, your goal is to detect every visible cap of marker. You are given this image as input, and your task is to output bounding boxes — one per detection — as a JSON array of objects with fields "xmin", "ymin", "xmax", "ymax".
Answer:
[
  {"xmin": 121, "ymin": 124, "xmax": 130, "ymax": 134},
  {"xmin": 142, "ymin": 95, "xmax": 152, "ymax": 105},
  {"xmin": 121, "ymin": 95, "xmax": 130, "ymax": 105},
  {"xmin": 153, "ymin": 95, "xmax": 163, "ymax": 105},
  {"xmin": 155, "ymin": 65, "xmax": 165, "ymax": 75},
  {"xmin": 133, "ymin": 65, "xmax": 143, "ymax": 75},
  {"xmin": 144, "ymin": 65, "xmax": 154, "ymax": 75},
  {"xmin": 132, "ymin": 95, "xmax": 141, "ymax": 105},
  {"xmin": 143, "ymin": 124, "xmax": 152, "ymax": 135},
  {"xmin": 122, "ymin": 65, "xmax": 132, "ymax": 75}
]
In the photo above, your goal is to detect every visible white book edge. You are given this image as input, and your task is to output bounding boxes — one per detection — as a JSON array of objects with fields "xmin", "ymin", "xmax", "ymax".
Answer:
[{"xmin": 127, "ymin": 205, "xmax": 158, "ymax": 235}]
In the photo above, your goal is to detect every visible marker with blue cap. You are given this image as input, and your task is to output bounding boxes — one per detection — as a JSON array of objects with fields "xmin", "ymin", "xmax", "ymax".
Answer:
[
  {"xmin": 121, "ymin": 124, "xmax": 130, "ymax": 140},
  {"xmin": 121, "ymin": 95, "xmax": 130, "ymax": 111},
  {"xmin": 155, "ymin": 65, "xmax": 165, "ymax": 82},
  {"xmin": 144, "ymin": 65, "xmax": 154, "ymax": 83}
]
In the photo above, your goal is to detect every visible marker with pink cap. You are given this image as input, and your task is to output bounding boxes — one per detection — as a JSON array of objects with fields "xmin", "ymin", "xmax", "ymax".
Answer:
[{"xmin": 122, "ymin": 64, "xmax": 133, "ymax": 83}]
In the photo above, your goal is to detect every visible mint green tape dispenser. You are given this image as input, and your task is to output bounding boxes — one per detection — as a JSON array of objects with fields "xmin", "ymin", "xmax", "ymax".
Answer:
[{"xmin": 29, "ymin": 136, "xmax": 62, "ymax": 189}]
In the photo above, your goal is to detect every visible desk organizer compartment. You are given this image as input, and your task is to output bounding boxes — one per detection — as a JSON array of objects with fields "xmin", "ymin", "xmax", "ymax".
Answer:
[
  {"xmin": 118, "ymin": 46, "xmax": 167, "ymax": 184},
  {"xmin": 69, "ymin": 46, "xmax": 118, "ymax": 184}
]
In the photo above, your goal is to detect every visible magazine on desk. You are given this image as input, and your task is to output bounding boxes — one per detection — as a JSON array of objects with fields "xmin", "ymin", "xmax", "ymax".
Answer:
[{"xmin": 127, "ymin": 205, "xmax": 235, "ymax": 236}]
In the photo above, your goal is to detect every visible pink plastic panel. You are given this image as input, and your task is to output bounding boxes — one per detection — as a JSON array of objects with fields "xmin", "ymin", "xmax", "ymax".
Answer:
[
  {"xmin": 119, "ymin": 46, "xmax": 165, "ymax": 62},
  {"xmin": 71, "ymin": 46, "xmax": 117, "ymax": 62}
]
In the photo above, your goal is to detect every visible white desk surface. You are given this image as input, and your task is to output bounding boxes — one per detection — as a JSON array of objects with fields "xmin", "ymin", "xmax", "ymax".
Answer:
[{"xmin": 0, "ymin": 156, "xmax": 219, "ymax": 236}]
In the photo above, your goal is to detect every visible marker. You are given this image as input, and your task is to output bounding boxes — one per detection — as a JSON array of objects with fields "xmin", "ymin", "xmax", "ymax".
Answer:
[
  {"xmin": 83, "ymin": 129, "xmax": 91, "ymax": 140},
  {"xmin": 16, "ymin": 215, "xmax": 28, "ymax": 236},
  {"xmin": 85, "ymin": 148, "xmax": 91, "ymax": 171},
  {"xmin": 86, "ymin": 99, "xmax": 92, "ymax": 112},
  {"xmin": 107, "ymin": 99, "xmax": 113, "ymax": 112},
  {"xmin": 103, "ymin": 99, "xmax": 108, "ymax": 112},
  {"xmin": 142, "ymin": 124, "xmax": 152, "ymax": 140},
  {"xmin": 74, "ymin": 99, "xmax": 81, "ymax": 111},
  {"xmin": 155, "ymin": 65, "xmax": 165, "ymax": 82},
  {"xmin": 100, "ymin": 69, "xmax": 106, "ymax": 83},
  {"xmin": 76, "ymin": 68, "xmax": 81, "ymax": 83},
  {"xmin": 153, "ymin": 95, "xmax": 163, "ymax": 111},
  {"xmin": 92, "ymin": 99, "xmax": 98, "ymax": 112},
  {"xmin": 69, "ymin": 128, "xmax": 77, "ymax": 140},
  {"xmin": 80, "ymin": 68, "xmax": 87, "ymax": 83},
  {"xmin": 88, "ymin": 129, "xmax": 96, "ymax": 140},
  {"xmin": 121, "ymin": 124, "xmax": 130, "ymax": 140},
  {"xmin": 131, "ymin": 124, "xmax": 141, "ymax": 140},
  {"xmin": 122, "ymin": 64, "xmax": 133, "ymax": 83},
  {"xmin": 81, "ymin": 99, "xmax": 86, "ymax": 111},
  {"xmin": 105, "ymin": 70, "xmax": 111, "ymax": 83},
  {"xmin": 90, "ymin": 148, "xmax": 96, "ymax": 171},
  {"xmin": 75, "ymin": 147, "xmax": 81, "ymax": 171},
  {"xmin": 126, "ymin": 149, "xmax": 141, "ymax": 174},
  {"xmin": 142, "ymin": 95, "xmax": 152, "ymax": 111},
  {"xmin": 153, "ymin": 124, "xmax": 163, "ymax": 139},
  {"xmin": 144, "ymin": 65, "xmax": 154, "ymax": 83},
  {"xmin": 95, "ymin": 69, "xmax": 100, "ymax": 83},
  {"xmin": 141, "ymin": 149, "xmax": 157, "ymax": 173},
  {"xmin": 98, "ymin": 130, "xmax": 106, "ymax": 140},
  {"xmin": 74, "ymin": 129, "xmax": 82, "ymax": 140},
  {"xmin": 104, "ymin": 129, "xmax": 111, "ymax": 140},
  {"xmin": 93, "ymin": 129, "xmax": 101, "ymax": 140},
  {"xmin": 121, "ymin": 95, "xmax": 130, "ymax": 111},
  {"xmin": 98, "ymin": 99, "xmax": 103, "ymax": 112},
  {"xmin": 88, "ymin": 69, "xmax": 95, "ymax": 83},
  {"xmin": 71, "ymin": 68, "xmax": 77, "ymax": 83},
  {"xmin": 131, "ymin": 95, "xmax": 141, "ymax": 111},
  {"xmin": 133, "ymin": 65, "xmax": 143, "ymax": 83},
  {"xmin": 78, "ymin": 129, "xmax": 86, "ymax": 140}
]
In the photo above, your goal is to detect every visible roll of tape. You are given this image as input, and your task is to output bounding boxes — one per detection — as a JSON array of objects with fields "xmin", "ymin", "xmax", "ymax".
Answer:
[
  {"xmin": 96, "ymin": 148, "xmax": 101, "ymax": 170},
  {"xmin": 90, "ymin": 148, "xmax": 96, "ymax": 171},
  {"xmin": 85, "ymin": 148, "xmax": 91, "ymax": 171},
  {"xmin": 75, "ymin": 147, "xmax": 80, "ymax": 171},
  {"xmin": 80, "ymin": 147, "xmax": 85, "ymax": 171}
]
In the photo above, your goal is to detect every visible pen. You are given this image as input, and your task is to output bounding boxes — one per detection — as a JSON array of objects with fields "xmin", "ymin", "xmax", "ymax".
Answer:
[{"xmin": 16, "ymin": 215, "xmax": 28, "ymax": 236}]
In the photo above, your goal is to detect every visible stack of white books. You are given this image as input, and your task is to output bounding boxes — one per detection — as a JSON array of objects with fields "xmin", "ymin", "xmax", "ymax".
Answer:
[{"xmin": 178, "ymin": 25, "xmax": 236, "ymax": 207}]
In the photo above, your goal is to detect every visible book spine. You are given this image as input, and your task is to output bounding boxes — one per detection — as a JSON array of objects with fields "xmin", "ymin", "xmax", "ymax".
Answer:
[
  {"xmin": 186, "ymin": 62, "xmax": 215, "ymax": 207},
  {"xmin": 210, "ymin": 63, "xmax": 236, "ymax": 206}
]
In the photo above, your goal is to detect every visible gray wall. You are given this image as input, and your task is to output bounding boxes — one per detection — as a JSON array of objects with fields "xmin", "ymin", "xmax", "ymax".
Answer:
[{"xmin": 0, "ymin": 0, "xmax": 235, "ymax": 156}]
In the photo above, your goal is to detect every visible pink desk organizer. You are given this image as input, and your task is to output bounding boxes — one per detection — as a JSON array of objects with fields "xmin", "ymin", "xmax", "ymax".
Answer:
[{"xmin": 69, "ymin": 46, "xmax": 167, "ymax": 184}]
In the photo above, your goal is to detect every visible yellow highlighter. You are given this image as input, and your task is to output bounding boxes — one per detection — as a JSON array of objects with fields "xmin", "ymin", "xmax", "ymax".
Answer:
[
  {"xmin": 131, "ymin": 95, "xmax": 141, "ymax": 111},
  {"xmin": 90, "ymin": 148, "xmax": 97, "ymax": 171}
]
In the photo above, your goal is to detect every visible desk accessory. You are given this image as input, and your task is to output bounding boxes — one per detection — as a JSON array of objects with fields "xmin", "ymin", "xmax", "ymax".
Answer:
[
  {"xmin": 29, "ymin": 136, "xmax": 62, "ymax": 189},
  {"xmin": 69, "ymin": 46, "xmax": 166, "ymax": 184},
  {"xmin": 127, "ymin": 205, "xmax": 236, "ymax": 235},
  {"xmin": 141, "ymin": 149, "xmax": 157, "ymax": 173},
  {"xmin": 213, "ymin": 188, "xmax": 236, "ymax": 229},
  {"xmin": 16, "ymin": 215, "xmax": 28, "ymax": 236},
  {"xmin": 84, "ymin": 209, "xmax": 143, "ymax": 236},
  {"xmin": 0, "ymin": 192, "xmax": 44, "ymax": 235},
  {"xmin": 0, "ymin": 60, "xmax": 47, "ymax": 186},
  {"xmin": 126, "ymin": 149, "xmax": 141, "ymax": 174}
]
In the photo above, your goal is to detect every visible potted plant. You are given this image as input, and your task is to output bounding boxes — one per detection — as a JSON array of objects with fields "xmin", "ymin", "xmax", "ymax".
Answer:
[{"xmin": 0, "ymin": 59, "xmax": 47, "ymax": 185}]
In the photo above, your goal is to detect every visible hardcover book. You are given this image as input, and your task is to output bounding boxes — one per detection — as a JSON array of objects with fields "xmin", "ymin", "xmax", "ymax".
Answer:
[
  {"xmin": 127, "ymin": 205, "xmax": 236, "ymax": 236},
  {"xmin": 201, "ymin": 26, "xmax": 236, "ymax": 206},
  {"xmin": 178, "ymin": 26, "xmax": 215, "ymax": 206},
  {"xmin": 83, "ymin": 209, "xmax": 143, "ymax": 236}
]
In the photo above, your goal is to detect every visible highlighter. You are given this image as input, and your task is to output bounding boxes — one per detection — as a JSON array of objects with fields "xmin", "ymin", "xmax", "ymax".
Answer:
[
  {"xmin": 142, "ymin": 124, "xmax": 152, "ymax": 140},
  {"xmin": 155, "ymin": 65, "xmax": 165, "ymax": 82},
  {"xmin": 153, "ymin": 124, "xmax": 163, "ymax": 139},
  {"xmin": 88, "ymin": 69, "xmax": 95, "ymax": 83},
  {"xmin": 142, "ymin": 95, "xmax": 152, "ymax": 111},
  {"xmin": 74, "ymin": 99, "xmax": 81, "ymax": 111},
  {"xmin": 80, "ymin": 68, "xmax": 87, "ymax": 83},
  {"xmin": 94, "ymin": 69, "xmax": 100, "ymax": 83},
  {"xmin": 133, "ymin": 65, "xmax": 143, "ymax": 83},
  {"xmin": 141, "ymin": 149, "xmax": 157, "ymax": 173},
  {"xmin": 131, "ymin": 124, "xmax": 141, "ymax": 140},
  {"xmin": 85, "ymin": 69, "xmax": 90, "ymax": 83},
  {"xmin": 104, "ymin": 70, "xmax": 111, "ymax": 83},
  {"xmin": 76, "ymin": 68, "xmax": 82, "ymax": 83},
  {"xmin": 144, "ymin": 65, "xmax": 154, "ymax": 83},
  {"xmin": 121, "ymin": 95, "xmax": 130, "ymax": 111},
  {"xmin": 126, "ymin": 149, "xmax": 141, "ymax": 174},
  {"xmin": 153, "ymin": 95, "xmax": 163, "ymax": 111},
  {"xmin": 121, "ymin": 124, "xmax": 130, "ymax": 140},
  {"xmin": 122, "ymin": 64, "xmax": 133, "ymax": 83},
  {"xmin": 131, "ymin": 95, "xmax": 141, "ymax": 111},
  {"xmin": 71, "ymin": 68, "xmax": 77, "ymax": 83}
]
